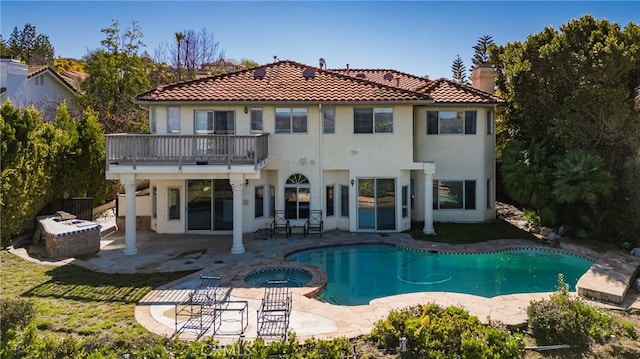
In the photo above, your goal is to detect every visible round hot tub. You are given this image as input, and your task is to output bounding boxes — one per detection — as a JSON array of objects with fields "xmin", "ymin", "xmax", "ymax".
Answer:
[{"xmin": 244, "ymin": 266, "xmax": 312, "ymax": 287}]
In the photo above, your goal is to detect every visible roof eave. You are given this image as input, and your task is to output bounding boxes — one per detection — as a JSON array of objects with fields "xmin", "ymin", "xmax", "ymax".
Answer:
[{"xmin": 134, "ymin": 99, "xmax": 435, "ymax": 106}]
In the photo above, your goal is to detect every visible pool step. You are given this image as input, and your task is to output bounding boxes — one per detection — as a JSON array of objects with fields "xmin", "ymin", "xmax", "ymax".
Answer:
[{"xmin": 576, "ymin": 252, "xmax": 640, "ymax": 305}]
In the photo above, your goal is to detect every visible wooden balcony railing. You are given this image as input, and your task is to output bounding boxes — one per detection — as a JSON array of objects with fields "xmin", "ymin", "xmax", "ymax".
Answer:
[{"xmin": 106, "ymin": 133, "xmax": 269, "ymax": 169}]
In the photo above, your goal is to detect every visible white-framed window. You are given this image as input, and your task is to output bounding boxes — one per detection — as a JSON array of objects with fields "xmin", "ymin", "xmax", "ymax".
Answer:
[
  {"xmin": 34, "ymin": 75, "xmax": 44, "ymax": 86},
  {"xmin": 168, "ymin": 107, "xmax": 180, "ymax": 134},
  {"xmin": 340, "ymin": 185, "xmax": 349, "ymax": 217},
  {"xmin": 150, "ymin": 107, "xmax": 157, "ymax": 133},
  {"xmin": 487, "ymin": 178, "xmax": 493, "ymax": 209},
  {"xmin": 168, "ymin": 187, "xmax": 180, "ymax": 219},
  {"xmin": 255, "ymin": 185, "xmax": 264, "ymax": 218},
  {"xmin": 323, "ymin": 107, "xmax": 335, "ymax": 134},
  {"xmin": 326, "ymin": 184, "xmax": 335, "ymax": 216},
  {"xmin": 427, "ymin": 110, "xmax": 477, "ymax": 135},
  {"xmin": 432, "ymin": 180, "xmax": 476, "ymax": 210},
  {"xmin": 194, "ymin": 110, "xmax": 235, "ymax": 134},
  {"xmin": 285, "ymin": 174, "xmax": 310, "ymax": 219},
  {"xmin": 410, "ymin": 179, "xmax": 415, "ymax": 210},
  {"xmin": 269, "ymin": 185, "xmax": 275, "ymax": 217},
  {"xmin": 275, "ymin": 108, "xmax": 307, "ymax": 134},
  {"xmin": 251, "ymin": 108, "xmax": 263, "ymax": 133},
  {"xmin": 487, "ymin": 110, "xmax": 494, "ymax": 135},
  {"xmin": 354, "ymin": 108, "xmax": 393, "ymax": 133},
  {"xmin": 152, "ymin": 186, "xmax": 157, "ymax": 218},
  {"xmin": 402, "ymin": 185, "xmax": 409, "ymax": 218}
]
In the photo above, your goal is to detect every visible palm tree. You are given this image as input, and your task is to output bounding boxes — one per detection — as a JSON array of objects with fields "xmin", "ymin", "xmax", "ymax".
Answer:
[
  {"xmin": 175, "ymin": 32, "xmax": 184, "ymax": 82},
  {"xmin": 552, "ymin": 150, "xmax": 613, "ymax": 206},
  {"xmin": 552, "ymin": 150, "xmax": 614, "ymax": 234}
]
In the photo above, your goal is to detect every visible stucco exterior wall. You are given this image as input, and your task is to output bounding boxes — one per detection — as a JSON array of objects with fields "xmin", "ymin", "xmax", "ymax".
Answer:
[
  {"xmin": 137, "ymin": 101, "xmax": 495, "ymax": 234},
  {"xmin": 412, "ymin": 105, "xmax": 496, "ymax": 223}
]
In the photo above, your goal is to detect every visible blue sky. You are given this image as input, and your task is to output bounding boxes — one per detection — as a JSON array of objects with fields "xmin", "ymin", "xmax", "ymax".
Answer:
[{"xmin": 2, "ymin": 1, "xmax": 638, "ymax": 79}]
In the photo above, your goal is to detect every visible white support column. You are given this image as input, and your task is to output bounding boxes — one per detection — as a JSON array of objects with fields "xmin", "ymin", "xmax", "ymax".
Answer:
[
  {"xmin": 423, "ymin": 162, "xmax": 436, "ymax": 235},
  {"xmin": 121, "ymin": 175, "xmax": 138, "ymax": 255},
  {"xmin": 229, "ymin": 176, "xmax": 245, "ymax": 254}
]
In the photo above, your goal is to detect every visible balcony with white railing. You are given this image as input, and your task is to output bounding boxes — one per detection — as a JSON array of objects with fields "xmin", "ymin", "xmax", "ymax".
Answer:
[{"xmin": 106, "ymin": 133, "xmax": 269, "ymax": 171}]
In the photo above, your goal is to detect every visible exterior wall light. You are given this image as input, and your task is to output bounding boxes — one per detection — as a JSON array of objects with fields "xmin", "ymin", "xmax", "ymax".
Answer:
[
  {"xmin": 351, "ymin": 179, "xmax": 355, "ymax": 186},
  {"xmin": 243, "ymin": 106, "xmax": 248, "ymax": 114}
]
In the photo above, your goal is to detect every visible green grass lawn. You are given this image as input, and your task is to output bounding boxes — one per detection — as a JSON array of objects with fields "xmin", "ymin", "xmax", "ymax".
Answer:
[
  {"xmin": 407, "ymin": 219, "xmax": 537, "ymax": 243},
  {"xmin": 0, "ymin": 250, "xmax": 195, "ymax": 339}
]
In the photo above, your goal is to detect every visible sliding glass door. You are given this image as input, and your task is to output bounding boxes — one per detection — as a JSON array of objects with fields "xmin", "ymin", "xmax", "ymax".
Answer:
[
  {"xmin": 357, "ymin": 178, "xmax": 396, "ymax": 231},
  {"xmin": 187, "ymin": 179, "xmax": 233, "ymax": 231}
]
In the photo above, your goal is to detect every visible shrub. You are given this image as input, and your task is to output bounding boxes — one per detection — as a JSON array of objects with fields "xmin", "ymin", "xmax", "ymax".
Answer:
[
  {"xmin": 0, "ymin": 297, "xmax": 36, "ymax": 334},
  {"xmin": 370, "ymin": 303, "xmax": 524, "ymax": 358},
  {"xmin": 527, "ymin": 274, "xmax": 636, "ymax": 348}
]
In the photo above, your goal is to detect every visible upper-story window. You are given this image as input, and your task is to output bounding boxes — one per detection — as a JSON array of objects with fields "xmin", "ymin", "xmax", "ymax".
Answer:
[
  {"xmin": 354, "ymin": 108, "xmax": 393, "ymax": 133},
  {"xmin": 275, "ymin": 108, "xmax": 307, "ymax": 134},
  {"xmin": 194, "ymin": 111, "xmax": 235, "ymax": 134},
  {"xmin": 168, "ymin": 107, "xmax": 180, "ymax": 133},
  {"xmin": 427, "ymin": 111, "xmax": 476, "ymax": 135},
  {"xmin": 323, "ymin": 107, "xmax": 335, "ymax": 134},
  {"xmin": 149, "ymin": 107, "xmax": 157, "ymax": 133},
  {"xmin": 486, "ymin": 110, "xmax": 494, "ymax": 135},
  {"xmin": 251, "ymin": 108, "xmax": 263, "ymax": 133},
  {"xmin": 34, "ymin": 75, "xmax": 44, "ymax": 86}
]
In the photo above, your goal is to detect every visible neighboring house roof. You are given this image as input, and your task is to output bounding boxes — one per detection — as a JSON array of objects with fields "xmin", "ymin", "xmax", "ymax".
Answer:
[
  {"xmin": 58, "ymin": 70, "xmax": 88, "ymax": 91},
  {"xmin": 136, "ymin": 60, "xmax": 433, "ymax": 104},
  {"xmin": 201, "ymin": 60, "xmax": 245, "ymax": 72},
  {"xmin": 27, "ymin": 65, "xmax": 85, "ymax": 92},
  {"xmin": 332, "ymin": 68, "xmax": 504, "ymax": 104}
]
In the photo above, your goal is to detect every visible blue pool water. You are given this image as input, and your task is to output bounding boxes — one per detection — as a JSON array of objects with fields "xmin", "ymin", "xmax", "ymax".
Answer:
[
  {"xmin": 285, "ymin": 243, "xmax": 594, "ymax": 305},
  {"xmin": 244, "ymin": 267, "xmax": 312, "ymax": 287}
]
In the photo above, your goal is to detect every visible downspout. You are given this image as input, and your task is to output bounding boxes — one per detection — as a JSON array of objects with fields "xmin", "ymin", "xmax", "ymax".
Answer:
[{"xmin": 318, "ymin": 103, "xmax": 324, "ymax": 217}]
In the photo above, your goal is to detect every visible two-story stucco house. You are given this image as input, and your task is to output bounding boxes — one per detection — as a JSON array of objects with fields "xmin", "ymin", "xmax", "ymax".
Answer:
[
  {"xmin": 0, "ymin": 58, "xmax": 85, "ymax": 119},
  {"xmin": 106, "ymin": 60, "xmax": 502, "ymax": 255}
]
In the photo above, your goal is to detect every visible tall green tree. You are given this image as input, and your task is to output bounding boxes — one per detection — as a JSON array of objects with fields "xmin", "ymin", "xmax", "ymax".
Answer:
[
  {"xmin": 0, "ymin": 23, "xmax": 55, "ymax": 65},
  {"xmin": 451, "ymin": 55, "xmax": 468, "ymax": 84},
  {"xmin": 0, "ymin": 102, "xmax": 56, "ymax": 244},
  {"xmin": 0, "ymin": 101, "xmax": 112, "ymax": 245},
  {"xmin": 77, "ymin": 19, "xmax": 150, "ymax": 133},
  {"xmin": 493, "ymin": 15, "xmax": 640, "ymax": 242},
  {"xmin": 472, "ymin": 35, "xmax": 494, "ymax": 66}
]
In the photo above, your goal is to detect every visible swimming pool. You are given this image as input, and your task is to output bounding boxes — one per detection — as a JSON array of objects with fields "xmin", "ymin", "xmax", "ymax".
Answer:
[{"xmin": 285, "ymin": 243, "xmax": 594, "ymax": 305}]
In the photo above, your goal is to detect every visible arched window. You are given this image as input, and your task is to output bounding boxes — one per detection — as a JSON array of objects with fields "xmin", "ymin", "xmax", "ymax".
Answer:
[{"xmin": 285, "ymin": 174, "xmax": 310, "ymax": 219}]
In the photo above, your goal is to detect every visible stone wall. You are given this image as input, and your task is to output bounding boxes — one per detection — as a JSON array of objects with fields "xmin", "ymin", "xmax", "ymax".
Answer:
[
  {"xmin": 115, "ymin": 216, "xmax": 151, "ymax": 231},
  {"xmin": 43, "ymin": 230, "xmax": 100, "ymax": 258}
]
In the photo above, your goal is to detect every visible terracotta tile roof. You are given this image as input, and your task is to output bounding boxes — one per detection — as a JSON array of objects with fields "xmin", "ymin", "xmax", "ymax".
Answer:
[
  {"xmin": 136, "ymin": 60, "xmax": 433, "ymax": 103},
  {"xmin": 27, "ymin": 65, "xmax": 85, "ymax": 92},
  {"xmin": 27, "ymin": 65, "xmax": 48, "ymax": 77},
  {"xmin": 416, "ymin": 78, "xmax": 504, "ymax": 104},
  {"xmin": 332, "ymin": 69, "xmax": 503, "ymax": 104},
  {"xmin": 58, "ymin": 70, "xmax": 88, "ymax": 91},
  {"xmin": 330, "ymin": 68, "xmax": 429, "ymax": 92}
]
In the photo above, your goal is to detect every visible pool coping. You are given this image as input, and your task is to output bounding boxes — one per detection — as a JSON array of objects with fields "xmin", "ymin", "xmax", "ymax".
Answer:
[{"xmin": 136, "ymin": 237, "xmax": 612, "ymax": 343}]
